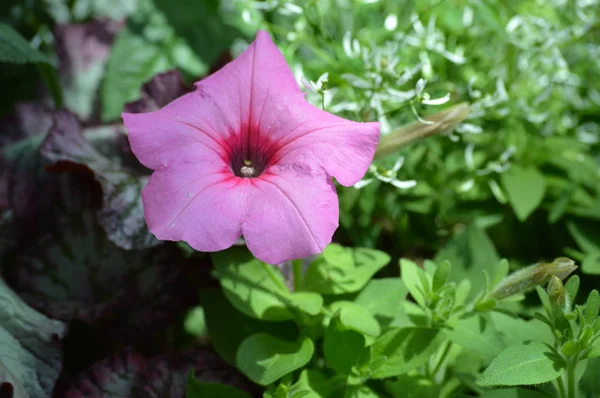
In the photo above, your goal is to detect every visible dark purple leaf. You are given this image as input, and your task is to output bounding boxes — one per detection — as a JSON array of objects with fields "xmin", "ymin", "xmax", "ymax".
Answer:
[
  {"xmin": 0, "ymin": 277, "xmax": 66, "ymax": 398},
  {"xmin": 4, "ymin": 171, "xmax": 201, "ymax": 331},
  {"xmin": 41, "ymin": 111, "xmax": 159, "ymax": 250},
  {"xmin": 65, "ymin": 349, "xmax": 254, "ymax": 398},
  {"xmin": 54, "ymin": 19, "xmax": 123, "ymax": 122},
  {"xmin": 123, "ymin": 69, "xmax": 192, "ymax": 114},
  {"xmin": 64, "ymin": 349, "xmax": 146, "ymax": 398}
]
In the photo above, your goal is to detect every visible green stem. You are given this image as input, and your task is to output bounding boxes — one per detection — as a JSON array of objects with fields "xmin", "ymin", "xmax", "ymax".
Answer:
[
  {"xmin": 557, "ymin": 372, "xmax": 567, "ymax": 398},
  {"xmin": 566, "ymin": 356, "xmax": 577, "ymax": 398},
  {"xmin": 292, "ymin": 259, "xmax": 303, "ymax": 291},
  {"xmin": 431, "ymin": 341, "xmax": 453, "ymax": 379}
]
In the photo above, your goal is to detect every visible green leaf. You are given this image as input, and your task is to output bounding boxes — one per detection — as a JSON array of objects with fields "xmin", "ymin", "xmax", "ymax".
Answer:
[
  {"xmin": 585, "ymin": 290, "xmax": 600, "ymax": 325},
  {"xmin": 344, "ymin": 385, "xmax": 379, "ymax": 398},
  {"xmin": 477, "ymin": 343, "xmax": 564, "ymax": 387},
  {"xmin": 489, "ymin": 312, "xmax": 554, "ymax": 346},
  {"xmin": 328, "ymin": 301, "xmax": 381, "ymax": 338},
  {"xmin": 435, "ymin": 225, "xmax": 500, "ymax": 297},
  {"xmin": 370, "ymin": 327, "xmax": 442, "ymax": 378},
  {"xmin": 354, "ymin": 278, "xmax": 408, "ymax": 328},
  {"xmin": 386, "ymin": 374, "xmax": 441, "ymax": 398},
  {"xmin": 186, "ymin": 371, "xmax": 250, "ymax": 398},
  {"xmin": 213, "ymin": 248, "xmax": 293, "ymax": 321},
  {"xmin": 567, "ymin": 221, "xmax": 600, "ymax": 254},
  {"xmin": 564, "ymin": 275, "xmax": 580, "ymax": 305},
  {"xmin": 304, "ymin": 245, "xmax": 390, "ymax": 294},
  {"xmin": 200, "ymin": 289, "xmax": 296, "ymax": 365},
  {"xmin": 446, "ymin": 314, "xmax": 506, "ymax": 357},
  {"xmin": 101, "ymin": 28, "xmax": 172, "ymax": 121},
  {"xmin": 501, "ymin": 166, "xmax": 546, "ymax": 221},
  {"xmin": 213, "ymin": 248, "xmax": 322, "ymax": 321},
  {"xmin": 0, "ymin": 277, "xmax": 66, "ymax": 398},
  {"xmin": 323, "ymin": 312, "xmax": 366, "ymax": 374},
  {"xmin": 153, "ymin": 0, "xmax": 241, "ymax": 65},
  {"xmin": 582, "ymin": 253, "xmax": 600, "ymax": 275},
  {"xmin": 291, "ymin": 370, "xmax": 334, "ymax": 398},
  {"xmin": 400, "ymin": 259, "xmax": 428, "ymax": 307},
  {"xmin": 0, "ymin": 23, "xmax": 52, "ymax": 65},
  {"xmin": 480, "ymin": 388, "xmax": 552, "ymax": 398},
  {"xmin": 432, "ymin": 260, "xmax": 451, "ymax": 292},
  {"xmin": 236, "ymin": 334, "xmax": 314, "ymax": 385}
]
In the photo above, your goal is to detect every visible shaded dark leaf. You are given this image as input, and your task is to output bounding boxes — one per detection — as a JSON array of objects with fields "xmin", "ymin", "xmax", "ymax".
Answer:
[
  {"xmin": 41, "ymin": 110, "xmax": 159, "ymax": 250},
  {"xmin": 0, "ymin": 277, "xmax": 66, "ymax": 398},
  {"xmin": 54, "ymin": 19, "xmax": 123, "ymax": 121},
  {"xmin": 65, "ymin": 348, "xmax": 253, "ymax": 398},
  {"xmin": 63, "ymin": 349, "xmax": 145, "ymax": 398},
  {"xmin": 124, "ymin": 69, "xmax": 192, "ymax": 114},
  {"xmin": 5, "ymin": 171, "xmax": 202, "ymax": 335}
]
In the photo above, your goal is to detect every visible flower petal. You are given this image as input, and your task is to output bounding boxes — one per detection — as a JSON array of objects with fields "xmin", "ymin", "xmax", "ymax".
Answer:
[
  {"xmin": 193, "ymin": 30, "xmax": 304, "ymax": 149},
  {"xmin": 122, "ymin": 109, "xmax": 228, "ymax": 170},
  {"xmin": 270, "ymin": 102, "xmax": 380, "ymax": 186},
  {"xmin": 243, "ymin": 165, "xmax": 339, "ymax": 264},
  {"xmin": 142, "ymin": 163, "xmax": 249, "ymax": 251}
]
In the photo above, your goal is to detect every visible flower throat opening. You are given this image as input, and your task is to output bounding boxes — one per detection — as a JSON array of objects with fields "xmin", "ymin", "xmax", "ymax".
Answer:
[{"xmin": 228, "ymin": 140, "xmax": 275, "ymax": 178}]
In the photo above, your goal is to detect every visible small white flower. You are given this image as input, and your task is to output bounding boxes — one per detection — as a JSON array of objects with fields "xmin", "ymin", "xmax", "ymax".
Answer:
[
  {"xmin": 422, "ymin": 92, "xmax": 451, "ymax": 105},
  {"xmin": 385, "ymin": 14, "xmax": 398, "ymax": 31},
  {"xmin": 355, "ymin": 157, "xmax": 417, "ymax": 190}
]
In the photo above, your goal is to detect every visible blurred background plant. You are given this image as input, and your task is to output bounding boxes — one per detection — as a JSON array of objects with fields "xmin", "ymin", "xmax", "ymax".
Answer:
[{"xmin": 1, "ymin": 0, "xmax": 600, "ymax": 397}]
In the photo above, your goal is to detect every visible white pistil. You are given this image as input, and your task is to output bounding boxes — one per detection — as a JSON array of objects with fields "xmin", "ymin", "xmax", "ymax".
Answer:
[{"xmin": 240, "ymin": 165, "xmax": 255, "ymax": 177}]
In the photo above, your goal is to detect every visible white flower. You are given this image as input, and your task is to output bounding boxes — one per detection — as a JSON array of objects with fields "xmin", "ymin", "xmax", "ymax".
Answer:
[{"xmin": 354, "ymin": 157, "xmax": 417, "ymax": 189}]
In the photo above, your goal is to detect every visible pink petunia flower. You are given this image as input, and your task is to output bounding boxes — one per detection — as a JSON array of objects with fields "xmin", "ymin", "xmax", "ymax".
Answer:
[{"xmin": 122, "ymin": 31, "xmax": 380, "ymax": 264}]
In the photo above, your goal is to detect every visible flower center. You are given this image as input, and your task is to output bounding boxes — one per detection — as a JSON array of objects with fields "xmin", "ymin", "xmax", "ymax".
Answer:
[
  {"xmin": 240, "ymin": 160, "xmax": 257, "ymax": 178},
  {"xmin": 224, "ymin": 130, "xmax": 284, "ymax": 178}
]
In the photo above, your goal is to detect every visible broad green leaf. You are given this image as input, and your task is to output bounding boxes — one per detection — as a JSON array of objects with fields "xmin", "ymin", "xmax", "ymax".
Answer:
[
  {"xmin": 480, "ymin": 388, "xmax": 551, "ymax": 398},
  {"xmin": 236, "ymin": 334, "xmax": 314, "ymax": 385},
  {"xmin": 386, "ymin": 374, "xmax": 441, "ymax": 398},
  {"xmin": 355, "ymin": 278, "xmax": 408, "ymax": 328},
  {"xmin": 328, "ymin": 301, "xmax": 381, "ymax": 338},
  {"xmin": 101, "ymin": 28, "xmax": 172, "ymax": 121},
  {"xmin": 477, "ymin": 343, "xmax": 564, "ymax": 387},
  {"xmin": 400, "ymin": 259, "xmax": 428, "ymax": 307},
  {"xmin": 304, "ymin": 246, "xmax": 390, "ymax": 294},
  {"xmin": 0, "ymin": 23, "xmax": 52, "ymax": 65},
  {"xmin": 0, "ymin": 278, "xmax": 66, "ymax": 398},
  {"xmin": 370, "ymin": 327, "xmax": 442, "ymax": 378},
  {"xmin": 200, "ymin": 289, "xmax": 296, "ymax": 365},
  {"xmin": 186, "ymin": 372, "xmax": 250, "ymax": 398},
  {"xmin": 501, "ymin": 166, "xmax": 546, "ymax": 221},
  {"xmin": 323, "ymin": 312, "xmax": 366, "ymax": 374},
  {"xmin": 213, "ymin": 248, "xmax": 293, "ymax": 321},
  {"xmin": 153, "ymin": 0, "xmax": 241, "ymax": 65},
  {"xmin": 489, "ymin": 312, "xmax": 553, "ymax": 346},
  {"xmin": 290, "ymin": 370, "xmax": 334, "ymax": 398},
  {"xmin": 446, "ymin": 314, "xmax": 506, "ymax": 357}
]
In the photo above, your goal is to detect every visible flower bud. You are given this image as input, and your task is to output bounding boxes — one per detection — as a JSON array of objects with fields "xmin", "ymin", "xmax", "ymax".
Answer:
[{"xmin": 489, "ymin": 258, "xmax": 577, "ymax": 300}]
